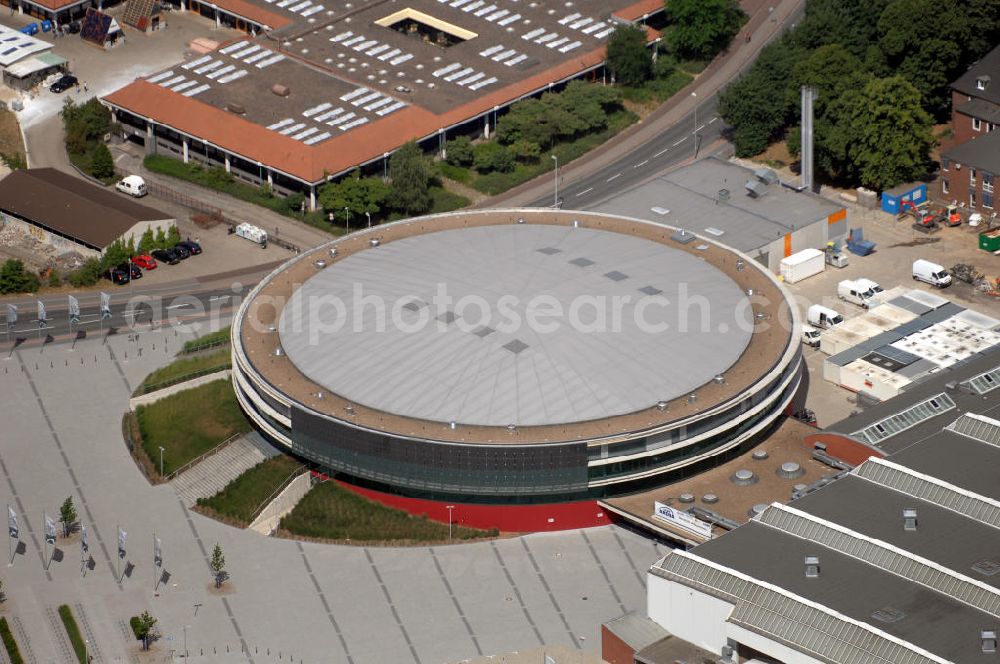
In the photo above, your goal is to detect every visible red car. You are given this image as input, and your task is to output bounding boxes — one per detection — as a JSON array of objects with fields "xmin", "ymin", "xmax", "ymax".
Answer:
[{"xmin": 132, "ymin": 254, "xmax": 157, "ymax": 270}]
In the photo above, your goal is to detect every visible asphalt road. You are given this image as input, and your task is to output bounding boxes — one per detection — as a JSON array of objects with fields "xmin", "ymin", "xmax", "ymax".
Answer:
[{"xmin": 531, "ymin": 97, "xmax": 723, "ymax": 208}]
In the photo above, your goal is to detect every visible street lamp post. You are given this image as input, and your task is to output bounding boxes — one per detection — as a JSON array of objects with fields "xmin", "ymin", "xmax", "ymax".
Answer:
[
  {"xmin": 551, "ymin": 155, "xmax": 559, "ymax": 208},
  {"xmin": 183, "ymin": 625, "xmax": 189, "ymax": 658},
  {"xmin": 445, "ymin": 505, "xmax": 455, "ymax": 540},
  {"xmin": 691, "ymin": 91, "xmax": 698, "ymax": 156},
  {"xmin": 365, "ymin": 212, "xmax": 371, "ymax": 228},
  {"xmin": 158, "ymin": 446, "xmax": 165, "ymax": 478},
  {"xmin": 344, "ymin": 207, "xmax": 350, "ymax": 234}
]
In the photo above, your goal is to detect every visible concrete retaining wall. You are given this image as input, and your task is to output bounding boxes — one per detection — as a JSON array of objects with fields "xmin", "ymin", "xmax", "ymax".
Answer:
[
  {"xmin": 129, "ymin": 369, "xmax": 231, "ymax": 410},
  {"xmin": 249, "ymin": 471, "xmax": 311, "ymax": 535}
]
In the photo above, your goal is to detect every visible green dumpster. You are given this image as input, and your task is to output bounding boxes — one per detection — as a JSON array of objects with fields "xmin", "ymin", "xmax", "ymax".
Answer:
[{"xmin": 980, "ymin": 229, "xmax": 1000, "ymax": 252}]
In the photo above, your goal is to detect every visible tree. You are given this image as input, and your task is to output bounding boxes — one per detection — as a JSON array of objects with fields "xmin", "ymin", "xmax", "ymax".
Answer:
[
  {"xmin": 318, "ymin": 171, "xmax": 391, "ymax": 219},
  {"xmin": 840, "ymin": 76, "xmax": 933, "ymax": 191},
  {"xmin": 508, "ymin": 139, "xmax": 541, "ymax": 163},
  {"xmin": 166, "ymin": 225, "xmax": 182, "ymax": 247},
  {"xmin": 130, "ymin": 611, "xmax": 157, "ymax": 651},
  {"xmin": 210, "ymin": 543, "xmax": 227, "ymax": 588},
  {"xmin": 389, "ymin": 142, "xmax": 433, "ymax": 215},
  {"xmin": 138, "ymin": 227, "xmax": 156, "ymax": 253},
  {"xmin": 59, "ymin": 497, "xmax": 77, "ymax": 537},
  {"xmin": 0, "ymin": 152, "xmax": 26, "ymax": 171},
  {"xmin": 0, "ymin": 259, "xmax": 40, "ymax": 295},
  {"xmin": 67, "ymin": 259, "xmax": 102, "ymax": 288},
  {"xmin": 90, "ymin": 143, "xmax": 115, "ymax": 180},
  {"xmin": 665, "ymin": 0, "xmax": 745, "ymax": 60},
  {"xmin": 445, "ymin": 136, "xmax": 474, "ymax": 167},
  {"xmin": 718, "ymin": 36, "xmax": 803, "ymax": 156},
  {"xmin": 473, "ymin": 142, "xmax": 515, "ymax": 173},
  {"xmin": 605, "ymin": 24, "xmax": 652, "ymax": 86},
  {"xmin": 154, "ymin": 227, "xmax": 167, "ymax": 250},
  {"xmin": 61, "ymin": 98, "xmax": 111, "ymax": 157},
  {"xmin": 48, "ymin": 270, "xmax": 61, "ymax": 288}
]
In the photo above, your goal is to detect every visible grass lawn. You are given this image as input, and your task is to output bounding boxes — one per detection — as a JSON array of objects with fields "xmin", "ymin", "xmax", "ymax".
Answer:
[
  {"xmin": 197, "ymin": 455, "xmax": 304, "ymax": 525},
  {"xmin": 280, "ymin": 481, "xmax": 496, "ymax": 544},
  {"xmin": 620, "ymin": 70, "xmax": 695, "ymax": 105},
  {"xmin": 0, "ymin": 110, "xmax": 25, "ymax": 164},
  {"xmin": 0, "ymin": 617, "xmax": 24, "ymax": 664},
  {"xmin": 135, "ymin": 348, "xmax": 231, "ymax": 396},
  {"xmin": 136, "ymin": 380, "xmax": 250, "ymax": 476},
  {"xmin": 57, "ymin": 606, "xmax": 87, "ymax": 664},
  {"xmin": 182, "ymin": 325, "xmax": 231, "ymax": 353}
]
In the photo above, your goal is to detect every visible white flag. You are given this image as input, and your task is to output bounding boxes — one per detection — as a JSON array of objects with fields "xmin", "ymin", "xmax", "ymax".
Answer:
[
  {"xmin": 81, "ymin": 525, "xmax": 88, "ymax": 553},
  {"xmin": 5, "ymin": 304, "xmax": 15, "ymax": 328},
  {"xmin": 118, "ymin": 527, "xmax": 127, "ymax": 559},
  {"xmin": 154, "ymin": 536, "xmax": 162, "ymax": 567},
  {"xmin": 100, "ymin": 292, "xmax": 111, "ymax": 319},
  {"xmin": 7, "ymin": 506, "xmax": 17, "ymax": 539},
  {"xmin": 68, "ymin": 295, "xmax": 80, "ymax": 321},
  {"xmin": 44, "ymin": 514, "xmax": 56, "ymax": 545},
  {"xmin": 545, "ymin": 655, "xmax": 556, "ymax": 664},
  {"xmin": 37, "ymin": 300, "xmax": 46, "ymax": 324}
]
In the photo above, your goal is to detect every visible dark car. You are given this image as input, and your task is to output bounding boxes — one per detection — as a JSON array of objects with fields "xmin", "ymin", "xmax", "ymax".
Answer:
[
  {"xmin": 173, "ymin": 244, "xmax": 191, "ymax": 260},
  {"xmin": 66, "ymin": 21, "xmax": 81, "ymax": 34},
  {"xmin": 177, "ymin": 239, "xmax": 202, "ymax": 255},
  {"xmin": 117, "ymin": 262, "xmax": 142, "ymax": 280},
  {"xmin": 108, "ymin": 267, "xmax": 130, "ymax": 285},
  {"xmin": 49, "ymin": 74, "xmax": 78, "ymax": 94},
  {"xmin": 151, "ymin": 248, "xmax": 181, "ymax": 265}
]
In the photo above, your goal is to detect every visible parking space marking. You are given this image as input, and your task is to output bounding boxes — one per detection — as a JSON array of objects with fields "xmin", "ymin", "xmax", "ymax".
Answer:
[
  {"xmin": 579, "ymin": 531, "xmax": 626, "ymax": 614},
  {"xmin": 296, "ymin": 542, "xmax": 355, "ymax": 664},
  {"xmin": 429, "ymin": 548, "xmax": 483, "ymax": 656},
  {"xmin": 489, "ymin": 541, "xmax": 545, "ymax": 646},
  {"xmin": 518, "ymin": 538, "xmax": 576, "ymax": 645},
  {"xmin": 364, "ymin": 548, "xmax": 422, "ymax": 664},
  {"xmin": 611, "ymin": 528, "xmax": 648, "ymax": 589}
]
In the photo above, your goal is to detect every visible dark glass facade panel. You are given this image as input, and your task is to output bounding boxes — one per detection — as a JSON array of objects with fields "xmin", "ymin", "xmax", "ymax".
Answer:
[{"xmin": 289, "ymin": 407, "xmax": 590, "ymax": 496}]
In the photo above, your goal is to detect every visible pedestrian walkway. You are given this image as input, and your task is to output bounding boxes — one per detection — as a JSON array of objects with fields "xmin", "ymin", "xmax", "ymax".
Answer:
[{"xmin": 171, "ymin": 431, "xmax": 281, "ymax": 507}]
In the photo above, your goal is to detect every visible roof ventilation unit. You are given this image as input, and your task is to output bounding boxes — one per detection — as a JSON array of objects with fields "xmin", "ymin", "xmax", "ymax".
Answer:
[
  {"xmin": 506, "ymin": 423, "xmax": 517, "ymax": 433},
  {"xmin": 329, "ymin": 247, "xmax": 338, "ymax": 258},
  {"xmin": 736, "ymin": 258, "xmax": 745, "ymax": 271},
  {"xmin": 678, "ymin": 493, "xmax": 695, "ymax": 504},
  {"xmin": 571, "ymin": 219, "xmax": 580, "ymax": 228},
  {"xmin": 731, "ymin": 469, "xmax": 757, "ymax": 486},
  {"xmin": 273, "ymin": 345, "xmax": 284, "ymax": 357},
  {"xmin": 754, "ymin": 167, "xmax": 779, "ymax": 185},
  {"xmin": 777, "ymin": 461, "xmax": 805, "ymax": 479},
  {"xmin": 752, "ymin": 449, "xmax": 769, "ymax": 461},
  {"xmin": 717, "ymin": 188, "xmax": 730, "ymax": 203},
  {"xmin": 449, "ymin": 421, "xmax": 457, "ymax": 430},
  {"xmin": 226, "ymin": 102, "xmax": 246, "ymax": 115},
  {"xmin": 903, "ymin": 508, "xmax": 918, "ymax": 531},
  {"xmin": 271, "ymin": 84, "xmax": 290, "ymax": 97},
  {"xmin": 748, "ymin": 503, "xmax": 768, "ymax": 518},
  {"xmin": 655, "ymin": 400, "xmax": 669, "ymax": 411},
  {"xmin": 687, "ymin": 394, "xmax": 697, "ymax": 404},
  {"xmin": 745, "ymin": 179, "xmax": 768, "ymax": 198},
  {"xmin": 713, "ymin": 374, "xmax": 726, "ymax": 385},
  {"xmin": 369, "ymin": 238, "xmax": 380, "ymax": 247},
  {"xmin": 670, "ymin": 229, "xmax": 695, "ymax": 244},
  {"xmin": 345, "ymin": 404, "xmax": 355, "ymax": 416},
  {"xmin": 805, "ymin": 555, "xmax": 820, "ymax": 578},
  {"xmin": 314, "ymin": 259, "xmax": 327, "ymax": 269},
  {"xmin": 702, "ymin": 493, "xmax": 719, "ymax": 504}
]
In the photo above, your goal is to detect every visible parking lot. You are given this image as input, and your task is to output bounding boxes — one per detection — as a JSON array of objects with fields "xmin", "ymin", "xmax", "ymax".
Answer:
[{"xmin": 783, "ymin": 201, "xmax": 1000, "ymax": 426}]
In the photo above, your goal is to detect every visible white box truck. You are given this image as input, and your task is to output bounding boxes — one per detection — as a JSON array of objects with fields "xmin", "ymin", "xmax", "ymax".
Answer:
[
  {"xmin": 807, "ymin": 304, "xmax": 844, "ymax": 329},
  {"xmin": 780, "ymin": 248, "xmax": 825, "ymax": 284}
]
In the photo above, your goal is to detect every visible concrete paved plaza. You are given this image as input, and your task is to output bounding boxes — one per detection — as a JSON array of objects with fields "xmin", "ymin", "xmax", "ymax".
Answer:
[{"xmin": 0, "ymin": 316, "xmax": 664, "ymax": 663}]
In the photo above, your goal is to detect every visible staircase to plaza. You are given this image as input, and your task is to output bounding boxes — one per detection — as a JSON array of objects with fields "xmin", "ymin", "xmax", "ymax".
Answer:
[{"xmin": 171, "ymin": 431, "xmax": 281, "ymax": 507}]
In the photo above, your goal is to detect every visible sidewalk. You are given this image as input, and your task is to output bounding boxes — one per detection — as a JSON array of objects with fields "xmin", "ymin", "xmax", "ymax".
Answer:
[{"xmin": 485, "ymin": 0, "xmax": 805, "ymax": 208}]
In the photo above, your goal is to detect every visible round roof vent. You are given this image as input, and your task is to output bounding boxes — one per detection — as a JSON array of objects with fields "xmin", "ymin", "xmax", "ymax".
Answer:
[
  {"xmin": 731, "ymin": 469, "xmax": 758, "ymax": 486},
  {"xmin": 314, "ymin": 259, "xmax": 327, "ymax": 269},
  {"xmin": 369, "ymin": 238, "xmax": 381, "ymax": 247},
  {"xmin": 678, "ymin": 493, "xmax": 695, "ymax": 504},
  {"xmin": 793, "ymin": 483, "xmax": 808, "ymax": 493},
  {"xmin": 655, "ymin": 400, "xmax": 669, "ymax": 411},
  {"xmin": 702, "ymin": 493, "xmax": 719, "ymax": 505},
  {"xmin": 748, "ymin": 503, "xmax": 768, "ymax": 518},
  {"xmin": 777, "ymin": 461, "xmax": 805, "ymax": 479},
  {"xmin": 752, "ymin": 449, "xmax": 769, "ymax": 461},
  {"xmin": 273, "ymin": 346, "xmax": 284, "ymax": 357}
]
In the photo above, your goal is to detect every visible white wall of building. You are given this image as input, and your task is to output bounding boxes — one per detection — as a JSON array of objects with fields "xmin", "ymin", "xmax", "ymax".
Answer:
[
  {"xmin": 121, "ymin": 218, "xmax": 176, "ymax": 248},
  {"xmin": 726, "ymin": 623, "xmax": 827, "ymax": 664},
  {"xmin": 647, "ymin": 572, "xmax": 734, "ymax": 655}
]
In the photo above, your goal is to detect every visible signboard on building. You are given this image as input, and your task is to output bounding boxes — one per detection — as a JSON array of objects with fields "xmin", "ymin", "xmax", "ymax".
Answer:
[{"xmin": 653, "ymin": 502, "xmax": 713, "ymax": 539}]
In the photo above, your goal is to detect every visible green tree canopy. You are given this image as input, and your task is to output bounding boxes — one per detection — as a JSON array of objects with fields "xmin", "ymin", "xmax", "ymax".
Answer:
[
  {"xmin": 605, "ymin": 24, "xmax": 652, "ymax": 86},
  {"xmin": 445, "ymin": 136, "xmax": 474, "ymax": 167},
  {"xmin": 665, "ymin": 0, "xmax": 745, "ymax": 60},
  {"xmin": 210, "ymin": 543, "xmax": 227, "ymax": 588},
  {"xmin": 319, "ymin": 170, "xmax": 392, "ymax": 218},
  {"xmin": 90, "ymin": 143, "xmax": 115, "ymax": 180},
  {"xmin": 473, "ymin": 142, "xmax": 515, "ymax": 173},
  {"xmin": 59, "ymin": 497, "xmax": 77, "ymax": 537},
  {"xmin": 842, "ymin": 76, "xmax": 933, "ymax": 191},
  {"xmin": 389, "ymin": 142, "xmax": 433, "ymax": 215},
  {"xmin": 0, "ymin": 259, "xmax": 40, "ymax": 294}
]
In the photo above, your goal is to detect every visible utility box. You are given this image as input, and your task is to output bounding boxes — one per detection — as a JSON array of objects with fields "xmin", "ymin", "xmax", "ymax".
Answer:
[
  {"xmin": 235, "ymin": 222, "xmax": 268, "ymax": 245},
  {"xmin": 881, "ymin": 182, "xmax": 926, "ymax": 214},
  {"xmin": 980, "ymin": 228, "xmax": 1000, "ymax": 252},
  {"xmin": 780, "ymin": 248, "xmax": 825, "ymax": 283}
]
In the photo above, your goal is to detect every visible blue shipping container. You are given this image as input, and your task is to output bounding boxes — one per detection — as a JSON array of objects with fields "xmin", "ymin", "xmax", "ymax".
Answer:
[{"xmin": 881, "ymin": 182, "xmax": 927, "ymax": 214}]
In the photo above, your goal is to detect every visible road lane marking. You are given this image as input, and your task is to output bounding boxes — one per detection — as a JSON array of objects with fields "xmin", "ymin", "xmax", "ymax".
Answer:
[
  {"xmin": 708, "ymin": 116, "xmax": 718, "ymax": 124},
  {"xmin": 696, "ymin": 124, "xmax": 705, "ymax": 132},
  {"xmin": 653, "ymin": 149, "xmax": 668, "ymax": 157},
  {"xmin": 606, "ymin": 173, "xmax": 622, "ymax": 182},
  {"xmin": 634, "ymin": 160, "xmax": 649, "ymax": 168},
  {"xmin": 166, "ymin": 304, "xmax": 192, "ymax": 310},
  {"xmin": 575, "ymin": 188, "xmax": 593, "ymax": 197},
  {"xmin": 673, "ymin": 138, "xmax": 686, "ymax": 146}
]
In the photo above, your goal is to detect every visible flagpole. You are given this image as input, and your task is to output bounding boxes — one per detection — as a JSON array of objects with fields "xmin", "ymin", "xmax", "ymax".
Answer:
[
  {"xmin": 6, "ymin": 504, "xmax": 10, "ymax": 566},
  {"xmin": 43, "ymin": 511, "xmax": 47, "ymax": 570},
  {"xmin": 116, "ymin": 523, "xmax": 120, "ymax": 581},
  {"xmin": 152, "ymin": 532, "xmax": 156, "ymax": 590}
]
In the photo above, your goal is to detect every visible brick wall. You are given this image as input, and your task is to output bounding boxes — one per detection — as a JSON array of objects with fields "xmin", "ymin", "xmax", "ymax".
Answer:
[{"xmin": 601, "ymin": 625, "xmax": 637, "ymax": 664}]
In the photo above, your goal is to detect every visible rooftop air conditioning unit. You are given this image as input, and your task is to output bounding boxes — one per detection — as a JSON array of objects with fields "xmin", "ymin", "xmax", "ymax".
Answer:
[
  {"xmin": 227, "ymin": 103, "xmax": 246, "ymax": 115},
  {"xmin": 271, "ymin": 84, "xmax": 290, "ymax": 97},
  {"xmin": 745, "ymin": 180, "xmax": 768, "ymax": 198}
]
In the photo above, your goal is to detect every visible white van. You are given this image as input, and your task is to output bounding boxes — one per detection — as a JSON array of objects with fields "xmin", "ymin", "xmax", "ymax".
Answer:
[
  {"xmin": 801, "ymin": 324, "xmax": 822, "ymax": 347},
  {"xmin": 807, "ymin": 304, "xmax": 844, "ymax": 329},
  {"xmin": 837, "ymin": 279, "xmax": 876, "ymax": 308},
  {"xmin": 115, "ymin": 175, "xmax": 147, "ymax": 197},
  {"xmin": 912, "ymin": 259, "xmax": 952, "ymax": 288}
]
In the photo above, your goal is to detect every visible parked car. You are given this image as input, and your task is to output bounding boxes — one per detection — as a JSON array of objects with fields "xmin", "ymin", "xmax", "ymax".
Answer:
[
  {"xmin": 173, "ymin": 244, "xmax": 191, "ymax": 260},
  {"xmin": 801, "ymin": 325, "xmax": 822, "ymax": 348},
  {"xmin": 131, "ymin": 254, "xmax": 157, "ymax": 270},
  {"xmin": 66, "ymin": 21, "xmax": 81, "ymax": 34},
  {"xmin": 151, "ymin": 248, "xmax": 181, "ymax": 265},
  {"xmin": 177, "ymin": 239, "xmax": 202, "ymax": 255},
  {"xmin": 912, "ymin": 259, "xmax": 952, "ymax": 288},
  {"xmin": 118, "ymin": 262, "xmax": 142, "ymax": 280},
  {"xmin": 108, "ymin": 267, "xmax": 130, "ymax": 285},
  {"xmin": 49, "ymin": 74, "xmax": 78, "ymax": 94}
]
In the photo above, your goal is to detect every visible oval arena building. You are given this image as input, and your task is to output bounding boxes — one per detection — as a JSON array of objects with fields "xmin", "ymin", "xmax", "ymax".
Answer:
[{"xmin": 232, "ymin": 209, "xmax": 802, "ymax": 519}]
